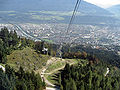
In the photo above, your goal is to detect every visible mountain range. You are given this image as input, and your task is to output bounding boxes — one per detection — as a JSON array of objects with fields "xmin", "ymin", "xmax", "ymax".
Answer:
[
  {"xmin": 0, "ymin": 0, "xmax": 119, "ymax": 25},
  {"xmin": 0, "ymin": 0, "xmax": 111, "ymax": 15}
]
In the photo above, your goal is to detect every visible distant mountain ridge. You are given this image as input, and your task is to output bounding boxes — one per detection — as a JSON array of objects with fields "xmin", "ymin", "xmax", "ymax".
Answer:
[
  {"xmin": 107, "ymin": 5, "xmax": 120, "ymax": 17},
  {"xmin": 0, "ymin": 0, "xmax": 112, "ymax": 15},
  {"xmin": 0, "ymin": 0, "xmax": 118, "ymax": 25}
]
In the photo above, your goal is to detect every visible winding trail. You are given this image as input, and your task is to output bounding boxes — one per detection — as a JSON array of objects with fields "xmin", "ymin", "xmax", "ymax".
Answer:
[
  {"xmin": 105, "ymin": 67, "xmax": 110, "ymax": 76},
  {"xmin": 40, "ymin": 57, "xmax": 61, "ymax": 90},
  {"xmin": 38, "ymin": 57, "xmax": 76, "ymax": 90},
  {"xmin": 46, "ymin": 87, "xmax": 59, "ymax": 90},
  {"xmin": 41, "ymin": 68, "xmax": 56, "ymax": 87},
  {"xmin": 0, "ymin": 65, "xmax": 5, "ymax": 71}
]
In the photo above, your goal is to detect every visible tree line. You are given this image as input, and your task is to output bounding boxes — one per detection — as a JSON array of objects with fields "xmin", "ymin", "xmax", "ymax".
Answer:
[
  {"xmin": 70, "ymin": 45, "xmax": 120, "ymax": 68},
  {"xmin": 62, "ymin": 51, "xmax": 99, "ymax": 64},
  {"xmin": 0, "ymin": 27, "xmax": 19, "ymax": 63}
]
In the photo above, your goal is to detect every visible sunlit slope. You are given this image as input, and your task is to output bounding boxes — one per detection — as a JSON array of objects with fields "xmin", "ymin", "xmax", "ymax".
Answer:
[{"xmin": 7, "ymin": 47, "xmax": 50, "ymax": 71}]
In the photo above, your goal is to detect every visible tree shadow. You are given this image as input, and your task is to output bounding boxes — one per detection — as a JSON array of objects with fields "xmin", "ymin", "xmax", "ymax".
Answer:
[{"xmin": 50, "ymin": 69, "xmax": 64, "ymax": 86}]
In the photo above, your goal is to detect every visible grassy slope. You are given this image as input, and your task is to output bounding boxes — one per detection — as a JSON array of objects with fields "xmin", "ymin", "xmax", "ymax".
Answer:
[
  {"xmin": 7, "ymin": 47, "xmax": 50, "ymax": 71},
  {"xmin": 45, "ymin": 59, "xmax": 78, "ymax": 73},
  {"xmin": 45, "ymin": 59, "xmax": 88, "ymax": 73}
]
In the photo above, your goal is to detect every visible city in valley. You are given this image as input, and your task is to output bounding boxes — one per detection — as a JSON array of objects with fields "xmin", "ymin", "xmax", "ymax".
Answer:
[{"xmin": 1, "ymin": 23, "xmax": 120, "ymax": 51}]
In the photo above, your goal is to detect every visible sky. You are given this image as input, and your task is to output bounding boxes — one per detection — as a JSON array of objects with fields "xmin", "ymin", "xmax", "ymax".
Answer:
[{"xmin": 84, "ymin": 0, "xmax": 120, "ymax": 8}]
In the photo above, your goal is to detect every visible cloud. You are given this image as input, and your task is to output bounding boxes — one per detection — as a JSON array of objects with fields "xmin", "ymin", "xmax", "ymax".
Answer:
[{"xmin": 84, "ymin": 0, "xmax": 120, "ymax": 8}]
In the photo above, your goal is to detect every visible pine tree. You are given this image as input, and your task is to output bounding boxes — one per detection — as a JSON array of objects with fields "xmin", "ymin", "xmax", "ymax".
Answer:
[
  {"xmin": 105, "ymin": 77, "xmax": 112, "ymax": 90},
  {"xmin": 88, "ymin": 70, "xmax": 92, "ymax": 90},
  {"xmin": 80, "ymin": 81, "xmax": 85, "ymax": 90},
  {"xmin": 27, "ymin": 79, "xmax": 35, "ymax": 90},
  {"xmin": 34, "ymin": 73, "xmax": 43, "ymax": 90},
  {"xmin": 60, "ymin": 84, "xmax": 63, "ymax": 90},
  {"xmin": 72, "ymin": 80, "xmax": 77, "ymax": 90},
  {"xmin": 114, "ymin": 80, "xmax": 119, "ymax": 90},
  {"xmin": 59, "ymin": 74, "xmax": 62, "ymax": 85},
  {"xmin": 18, "ymin": 66, "xmax": 25, "ymax": 79}
]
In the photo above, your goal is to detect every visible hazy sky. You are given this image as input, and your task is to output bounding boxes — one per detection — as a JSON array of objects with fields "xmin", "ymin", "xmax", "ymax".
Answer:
[{"xmin": 84, "ymin": 0, "xmax": 120, "ymax": 8}]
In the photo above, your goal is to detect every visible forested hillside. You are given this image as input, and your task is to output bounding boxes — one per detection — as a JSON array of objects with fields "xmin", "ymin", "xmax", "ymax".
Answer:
[
  {"xmin": 0, "ymin": 65, "xmax": 45, "ymax": 90},
  {"xmin": 62, "ymin": 45, "xmax": 120, "ymax": 68},
  {"xmin": 0, "ymin": 27, "xmax": 54, "ymax": 90},
  {"xmin": 0, "ymin": 27, "xmax": 57, "ymax": 64},
  {"xmin": 59, "ymin": 63, "xmax": 120, "ymax": 90},
  {"xmin": 0, "ymin": 27, "xmax": 19, "ymax": 63}
]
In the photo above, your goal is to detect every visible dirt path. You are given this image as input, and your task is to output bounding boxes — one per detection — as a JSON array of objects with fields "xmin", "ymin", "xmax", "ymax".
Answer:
[
  {"xmin": 37, "ymin": 57, "xmax": 76, "ymax": 90},
  {"xmin": 43, "ymin": 61, "xmax": 75, "ymax": 75},
  {"xmin": 105, "ymin": 67, "xmax": 110, "ymax": 76},
  {"xmin": 0, "ymin": 65, "xmax": 5, "ymax": 71},
  {"xmin": 39, "ymin": 57, "xmax": 61, "ymax": 90},
  {"xmin": 46, "ymin": 87, "xmax": 59, "ymax": 90},
  {"xmin": 41, "ymin": 68, "xmax": 56, "ymax": 87}
]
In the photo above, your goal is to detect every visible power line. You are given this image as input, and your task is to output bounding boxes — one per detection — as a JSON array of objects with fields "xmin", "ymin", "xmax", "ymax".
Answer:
[
  {"xmin": 66, "ymin": 0, "xmax": 82, "ymax": 44},
  {"xmin": 58, "ymin": 0, "xmax": 82, "ymax": 58},
  {"xmin": 61, "ymin": 0, "xmax": 82, "ymax": 44},
  {"xmin": 66, "ymin": 0, "xmax": 82, "ymax": 34},
  {"xmin": 62, "ymin": 0, "xmax": 82, "ymax": 44}
]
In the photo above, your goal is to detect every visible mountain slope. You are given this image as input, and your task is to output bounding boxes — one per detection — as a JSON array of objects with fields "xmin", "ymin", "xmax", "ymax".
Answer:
[
  {"xmin": 107, "ymin": 5, "xmax": 120, "ymax": 17},
  {"xmin": 7, "ymin": 47, "xmax": 50, "ymax": 71},
  {"xmin": 0, "ymin": 0, "xmax": 118, "ymax": 25},
  {"xmin": 0, "ymin": 0, "xmax": 112, "ymax": 15}
]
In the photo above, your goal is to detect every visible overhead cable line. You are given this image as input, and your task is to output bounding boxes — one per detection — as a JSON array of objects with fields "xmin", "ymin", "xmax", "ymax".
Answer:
[
  {"xmin": 58, "ymin": 0, "xmax": 82, "ymax": 58},
  {"xmin": 66, "ymin": 0, "xmax": 82, "ymax": 34}
]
